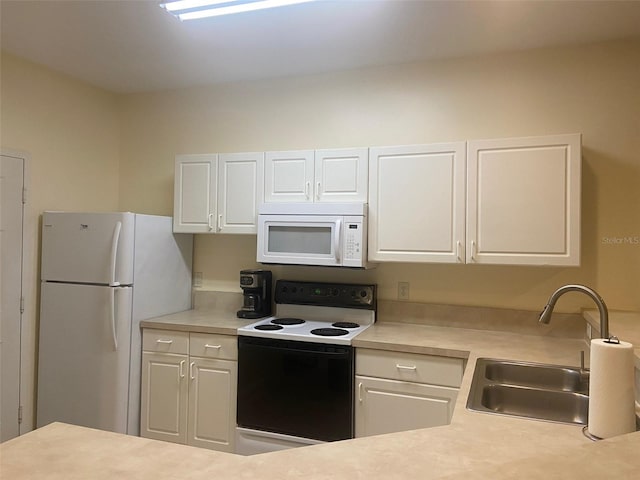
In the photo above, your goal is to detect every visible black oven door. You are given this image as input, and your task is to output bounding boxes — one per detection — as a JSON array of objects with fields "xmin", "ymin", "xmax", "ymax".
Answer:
[{"xmin": 237, "ymin": 336, "xmax": 354, "ymax": 442}]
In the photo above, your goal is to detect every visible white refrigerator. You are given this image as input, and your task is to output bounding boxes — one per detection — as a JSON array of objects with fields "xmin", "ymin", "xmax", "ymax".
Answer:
[{"xmin": 37, "ymin": 212, "xmax": 193, "ymax": 435}]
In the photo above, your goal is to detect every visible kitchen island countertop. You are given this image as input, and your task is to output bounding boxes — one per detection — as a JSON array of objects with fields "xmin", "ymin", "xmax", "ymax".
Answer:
[{"xmin": 4, "ymin": 309, "xmax": 640, "ymax": 479}]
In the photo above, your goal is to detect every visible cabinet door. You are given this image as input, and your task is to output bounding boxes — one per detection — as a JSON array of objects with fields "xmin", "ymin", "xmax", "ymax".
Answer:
[
  {"xmin": 314, "ymin": 148, "xmax": 368, "ymax": 202},
  {"xmin": 218, "ymin": 152, "xmax": 264, "ymax": 234},
  {"xmin": 467, "ymin": 134, "xmax": 581, "ymax": 266},
  {"xmin": 355, "ymin": 375, "xmax": 458, "ymax": 438},
  {"xmin": 368, "ymin": 143, "xmax": 466, "ymax": 263},
  {"xmin": 187, "ymin": 357, "xmax": 237, "ymax": 452},
  {"xmin": 264, "ymin": 150, "xmax": 314, "ymax": 202},
  {"xmin": 173, "ymin": 154, "xmax": 218, "ymax": 233},
  {"xmin": 140, "ymin": 352, "xmax": 188, "ymax": 444}
]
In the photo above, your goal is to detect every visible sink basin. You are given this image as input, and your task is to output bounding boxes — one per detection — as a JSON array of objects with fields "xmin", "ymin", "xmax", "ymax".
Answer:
[
  {"xmin": 467, "ymin": 358, "xmax": 589, "ymax": 425},
  {"xmin": 484, "ymin": 360, "xmax": 589, "ymax": 393},
  {"xmin": 481, "ymin": 385, "xmax": 589, "ymax": 424}
]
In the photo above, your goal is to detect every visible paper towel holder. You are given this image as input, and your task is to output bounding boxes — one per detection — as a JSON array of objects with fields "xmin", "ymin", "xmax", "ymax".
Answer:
[
  {"xmin": 582, "ymin": 426, "xmax": 602, "ymax": 441},
  {"xmin": 604, "ymin": 336, "xmax": 620, "ymax": 344}
]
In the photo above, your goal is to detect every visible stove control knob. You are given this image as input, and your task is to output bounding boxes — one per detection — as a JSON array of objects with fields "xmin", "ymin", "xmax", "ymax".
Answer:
[
  {"xmin": 360, "ymin": 290, "xmax": 368, "ymax": 298},
  {"xmin": 331, "ymin": 288, "xmax": 339, "ymax": 296}
]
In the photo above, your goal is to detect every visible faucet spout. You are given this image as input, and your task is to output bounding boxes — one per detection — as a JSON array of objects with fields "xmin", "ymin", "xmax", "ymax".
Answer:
[{"xmin": 538, "ymin": 284, "xmax": 609, "ymax": 339}]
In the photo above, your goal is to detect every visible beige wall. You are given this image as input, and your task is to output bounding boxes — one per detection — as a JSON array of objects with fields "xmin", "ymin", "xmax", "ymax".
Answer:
[
  {"xmin": 119, "ymin": 38, "xmax": 640, "ymax": 313},
  {"xmin": 1, "ymin": 51, "xmax": 121, "ymax": 430}
]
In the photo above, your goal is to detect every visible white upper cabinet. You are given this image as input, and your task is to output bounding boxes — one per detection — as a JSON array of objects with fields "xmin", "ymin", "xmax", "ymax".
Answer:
[
  {"xmin": 264, "ymin": 150, "xmax": 314, "ymax": 202},
  {"xmin": 467, "ymin": 134, "xmax": 581, "ymax": 266},
  {"xmin": 314, "ymin": 148, "xmax": 368, "ymax": 202},
  {"xmin": 174, "ymin": 152, "xmax": 263, "ymax": 234},
  {"xmin": 217, "ymin": 152, "xmax": 264, "ymax": 234},
  {"xmin": 368, "ymin": 143, "xmax": 467, "ymax": 263},
  {"xmin": 173, "ymin": 154, "xmax": 217, "ymax": 233},
  {"xmin": 265, "ymin": 148, "xmax": 368, "ymax": 203}
]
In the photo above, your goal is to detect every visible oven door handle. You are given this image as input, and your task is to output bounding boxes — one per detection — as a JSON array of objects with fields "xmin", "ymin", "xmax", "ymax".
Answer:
[{"xmin": 239, "ymin": 341, "xmax": 350, "ymax": 357}]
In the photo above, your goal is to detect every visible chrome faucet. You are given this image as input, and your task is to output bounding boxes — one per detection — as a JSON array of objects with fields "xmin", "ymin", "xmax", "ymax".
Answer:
[{"xmin": 538, "ymin": 284, "xmax": 609, "ymax": 339}]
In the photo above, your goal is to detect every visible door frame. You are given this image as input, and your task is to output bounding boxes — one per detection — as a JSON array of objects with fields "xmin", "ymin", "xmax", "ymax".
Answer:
[{"xmin": 1, "ymin": 149, "xmax": 35, "ymax": 436}]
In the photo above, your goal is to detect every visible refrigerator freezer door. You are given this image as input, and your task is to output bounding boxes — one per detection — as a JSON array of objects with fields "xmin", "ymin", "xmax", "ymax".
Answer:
[
  {"xmin": 41, "ymin": 212, "xmax": 135, "ymax": 285},
  {"xmin": 132, "ymin": 215, "xmax": 193, "ymax": 320},
  {"xmin": 37, "ymin": 283, "xmax": 133, "ymax": 434}
]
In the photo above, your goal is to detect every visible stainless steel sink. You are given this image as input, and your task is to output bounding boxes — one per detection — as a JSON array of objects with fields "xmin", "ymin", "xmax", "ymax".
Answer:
[
  {"xmin": 467, "ymin": 358, "xmax": 589, "ymax": 425},
  {"xmin": 484, "ymin": 360, "xmax": 589, "ymax": 393}
]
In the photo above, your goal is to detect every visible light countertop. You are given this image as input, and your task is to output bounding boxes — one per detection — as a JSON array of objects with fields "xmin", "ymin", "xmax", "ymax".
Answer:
[{"xmin": 3, "ymin": 308, "xmax": 640, "ymax": 479}]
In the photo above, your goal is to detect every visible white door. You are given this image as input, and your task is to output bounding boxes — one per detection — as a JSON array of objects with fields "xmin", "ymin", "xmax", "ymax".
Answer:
[
  {"xmin": 368, "ymin": 143, "xmax": 466, "ymax": 263},
  {"xmin": 37, "ymin": 283, "xmax": 133, "ymax": 433},
  {"xmin": 467, "ymin": 134, "xmax": 581, "ymax": 266},
  {"xmin": 187, "ymin": 357, "xmax": 237, "ymax": 452},
  {"xmin": 140, "ymin": 351, "xmax": 188, "ymax": 444},
  {"xmin": 314, "ymin": 148, "xmax": 368, "ymax": 202},
  {"xmin": 218, "ymin": 152, "xmax": 264, "ymax": 234},
  {"xmin": 41, "ymin": 212, "xmax": 135, "ymax": 285},
  {"xmin": 264, "ymin": 150, "xmax": 314, "ymax": 203},
  {"xmin": 355, "ymin": 376, "xmax": 458, "ymax": 438},
  {"xmin": 0, "ymin": 154, "xmax": 25, "ymax": 442},
  {"xmin": 173, "ymin": 154, "xmax": 218, "ymax": 233}
]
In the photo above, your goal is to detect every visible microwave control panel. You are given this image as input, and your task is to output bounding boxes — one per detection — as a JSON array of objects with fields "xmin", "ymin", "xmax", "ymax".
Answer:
[{"xmin": 343, "ymin": 216, "xmax": 365, "ymax": 266}]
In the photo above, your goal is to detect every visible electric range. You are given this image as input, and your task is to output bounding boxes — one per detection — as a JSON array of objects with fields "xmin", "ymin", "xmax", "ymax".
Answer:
[{"xmin": 236, "ymin": 279, "xmax": 376, "ymax": 455}]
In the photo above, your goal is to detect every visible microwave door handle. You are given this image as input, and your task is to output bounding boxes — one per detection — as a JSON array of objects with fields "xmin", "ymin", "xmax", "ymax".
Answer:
[{"xmin": 334, "ymin": 219, "xmax": 342, "ymax": 263}]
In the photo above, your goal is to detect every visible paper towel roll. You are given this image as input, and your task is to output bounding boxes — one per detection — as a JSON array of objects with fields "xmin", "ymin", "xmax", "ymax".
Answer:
[{"xmin": 588, "ymin": 338, "xmax": 636, "ymax": 439}]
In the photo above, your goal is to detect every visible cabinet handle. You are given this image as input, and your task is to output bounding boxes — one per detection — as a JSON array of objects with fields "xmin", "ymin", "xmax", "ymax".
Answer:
[
  {"xmin": 456, "ymin": 241, "xmax": 462, "ymax": 263},
  {"xmin": 316, "ymin": 181, "xmax": 321, "ymax": 200},
  {"xmin": 217, "ymin": 214, "xmax": 222, "ymax": 232},
  {"xmin": 305, "ymin": 181, "xmax": 310, "ymax": 199},
  {"xmin": 471, "ymin": 240, "xmax": 477, "ymax": 262},
  {"xmin": 156, "ymin": 339, "xmax": 173, "ymax": 345},
  {"xmin": 396, "ymin": 364, "xmax": 417, "ymax": 371},
  {"xmin": 189, "ymin": 361, "xmax": 195, "ymax": 380},
  {"xmin": 204, "ymin": 344, "xmax": 222, "ymax": 350},
  {"xmin": 358, "ymin": 382, "xmax": 363, "ymax": 403},
  {"xmin": 207, "ymin": 213, "xmax": 214, "ymax": 231},
  {"xmin": 179, "ymin": 359, "xmax": 186, "ymax": 378}
]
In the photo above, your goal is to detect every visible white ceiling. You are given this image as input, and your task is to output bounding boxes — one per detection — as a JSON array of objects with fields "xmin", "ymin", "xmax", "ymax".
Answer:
[{"xmin": 2, "ymin": 0, "xmax": 640, "ymax": 93}]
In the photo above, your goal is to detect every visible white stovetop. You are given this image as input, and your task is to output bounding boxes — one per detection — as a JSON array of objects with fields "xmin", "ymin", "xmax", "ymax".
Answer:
[{"xmin": 237, "ymin": 304, "xmax": 375, "ymax": 345}]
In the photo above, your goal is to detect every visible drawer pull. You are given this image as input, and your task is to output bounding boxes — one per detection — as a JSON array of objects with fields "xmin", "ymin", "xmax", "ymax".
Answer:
[
  {"xmin": 156, "ymin": 339, "xmax": 173, "ymax": 345},
  {"xmin": 396, "ymin": 364, "xmax": 417, "ymax": 371},
  {"xmin": 179, "ymin": 360, "xmax": 186, "ymax": 378},
  {"xmin": 204, "ymin": 344, "xmax": 222, "ymax": 350}
]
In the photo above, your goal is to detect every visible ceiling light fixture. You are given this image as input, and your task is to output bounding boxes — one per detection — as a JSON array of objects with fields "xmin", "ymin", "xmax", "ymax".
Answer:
[{"xmin": 160, "ymin": 0, "xmax": 316, "ymax": 20}]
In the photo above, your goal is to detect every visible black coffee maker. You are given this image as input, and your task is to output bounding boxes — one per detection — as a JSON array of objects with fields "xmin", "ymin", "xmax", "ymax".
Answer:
[{"xmin": 237, "ymin": 269, "xmax": 272, "ymax": 319}]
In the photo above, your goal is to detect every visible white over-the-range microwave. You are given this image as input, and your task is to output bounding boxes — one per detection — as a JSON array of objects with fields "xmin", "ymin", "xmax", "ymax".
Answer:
[{"xmin": 257, "ymin": 203, "xmax": 373, "ymax": 268}]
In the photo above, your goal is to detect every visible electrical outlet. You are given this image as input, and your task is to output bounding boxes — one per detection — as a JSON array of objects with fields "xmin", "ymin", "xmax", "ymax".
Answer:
[
  {"xmin": 193, "ymin": 272, "xmax": 203, "ymax": 288},
  {"xmin": 398, "ymin": 282, "xmax": 410, "ymax": 300}
]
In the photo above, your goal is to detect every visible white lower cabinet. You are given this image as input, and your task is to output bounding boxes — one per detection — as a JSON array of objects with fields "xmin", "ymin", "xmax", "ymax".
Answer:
[
  {"xmin": 355, "ymin": 348, "xmax": 464, "ymax": 438},
  {"xmin": 187, "ymin": 356, "xmax": 237, "ymax": 451},
  {"xmin": 141, "ymin": 350, "xmax": 189, "ymax": 444},
  {"xmin": 140, "ymin": 329, "xmax": 237, "ymax": 453}
]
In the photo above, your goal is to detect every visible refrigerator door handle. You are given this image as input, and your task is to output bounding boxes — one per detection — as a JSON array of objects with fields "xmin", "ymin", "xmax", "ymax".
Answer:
[
  {"xmin": 109, "ymin": 221, "xmax": 122, "ymax": 287},
  {"xmin": 110, "ymin": 288, "xmax": 118, "ymax": 351}
]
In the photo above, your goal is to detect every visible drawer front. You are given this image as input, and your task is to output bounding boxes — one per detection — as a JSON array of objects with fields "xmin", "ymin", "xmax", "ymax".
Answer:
[
  {"xmin": 143, "ymin": 329, "xmax": 189, "ymax": 354},
  {"xmin": 189, "ymin": 333, "xmax": 237, "ymax": 360},
  {"xmin": 356, "ymin": 348, "xmax": 464, "ymax": 388}
]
